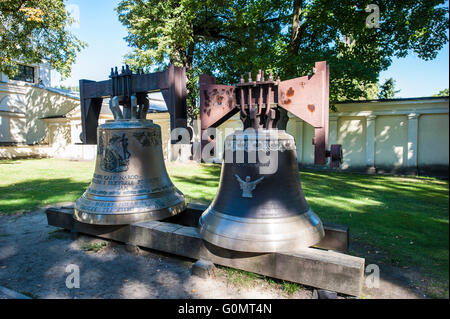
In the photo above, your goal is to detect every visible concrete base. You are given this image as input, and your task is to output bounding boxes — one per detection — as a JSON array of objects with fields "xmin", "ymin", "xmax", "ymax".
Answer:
[{"xmin": 46, "ymin": 203, "xmax": 364, "ymax": 296}]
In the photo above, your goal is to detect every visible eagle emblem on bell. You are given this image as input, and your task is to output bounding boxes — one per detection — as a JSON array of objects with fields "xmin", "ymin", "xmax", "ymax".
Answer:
[{"xmin": 234, "ymin": 174, "xmax": 264, "ymax": 198}]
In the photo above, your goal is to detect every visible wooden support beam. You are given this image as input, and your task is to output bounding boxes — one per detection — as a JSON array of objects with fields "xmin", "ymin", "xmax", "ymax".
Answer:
[{"xmin": 46, "ymin": 205, "xmax": 363, "ymax": 296}]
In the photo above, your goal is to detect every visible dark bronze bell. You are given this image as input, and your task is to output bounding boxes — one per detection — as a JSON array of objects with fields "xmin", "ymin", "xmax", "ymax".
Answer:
[
  {"xmin": 197, "ymin": 62, "xmax": 341, "ymax": 253},
  {"xmin": 198, "ymin": 129, "xmax": 325, "ymax": 253},
  {"xmin": 74, "ymin": 96, "xmax": 185, "ymax": 225}
]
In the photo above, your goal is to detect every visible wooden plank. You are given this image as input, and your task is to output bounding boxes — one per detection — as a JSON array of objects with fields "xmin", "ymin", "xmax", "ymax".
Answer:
[
  {"xmin": 46, "ymin": 207, "xmax": 364, "ymax": 296},
  {"xmin": 166, "ymin": 203, "xmax": 349, "ymax": 252},
  {"xmin": 50, "ymin": 203, "xmax": 349, "ymax": 252}
]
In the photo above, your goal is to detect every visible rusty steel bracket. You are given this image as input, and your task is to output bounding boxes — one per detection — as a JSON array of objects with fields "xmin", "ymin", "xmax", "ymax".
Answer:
[{"xmin": 199, "ymin": 61, "xmax": 342, "ymax": 166}]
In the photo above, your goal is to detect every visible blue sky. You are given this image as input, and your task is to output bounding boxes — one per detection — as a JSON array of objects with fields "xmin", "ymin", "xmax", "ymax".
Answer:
[{"xmin": 55, "ymin": 0, "xmax": 449, "ymax": 98}]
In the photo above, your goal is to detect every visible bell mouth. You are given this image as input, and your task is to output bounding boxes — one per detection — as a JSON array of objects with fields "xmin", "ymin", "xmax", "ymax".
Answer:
[
  {"xmin": 198, "ymin": 206, "xmax": 325, "ymax": 253},
  {"xmin": 74, "ymin": 196, "xmax": 185, "ymax": 225}
]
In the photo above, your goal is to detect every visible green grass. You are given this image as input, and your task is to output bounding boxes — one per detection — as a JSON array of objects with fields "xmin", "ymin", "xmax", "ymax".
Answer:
[
  {"xmin": 282, "ymin": 281, "xmax": 300, "ymax": 295},
  {"xmin": 81, "ymin": 241, "xmax": 107, "ymax": 252},
  {"xmin": 218, "ymin": 266, "xmax": 303, "ymax": 295},
  {"xmin": 0, "ymin": 158, "xmax": 94, "ymax": 214},
  {"xmin": 218, "ymin": 266, "xmax": 263, "ymax": 287},
  {"xmin": 0, "ymin": 158, "xmax": 448, "ymax": 297}
]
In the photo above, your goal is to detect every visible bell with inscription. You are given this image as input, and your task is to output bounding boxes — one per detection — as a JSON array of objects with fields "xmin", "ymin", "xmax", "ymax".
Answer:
[
  {"xmin": 199, "ymin": 129, "xmax": 325, "ymax": 252},
  {"xmin": 74, "ymin": 66, "xmax": 185, "ymax": 225}
]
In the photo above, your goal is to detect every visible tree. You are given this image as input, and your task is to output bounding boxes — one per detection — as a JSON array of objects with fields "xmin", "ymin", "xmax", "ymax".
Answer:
[
  {"xmin": 117, "ymin": 0, "xmax": 449, "ymax": 118},
  {"xmin": 379, "ymin": 78, "xmax": 400, "ymax": 99},
  {"xmin": 0, "ymin": 0, "xmax": 86, "ymax": 79},
  {"xmin": 433, "ymin": 88, "xmax": 449, "ymax": 97}
]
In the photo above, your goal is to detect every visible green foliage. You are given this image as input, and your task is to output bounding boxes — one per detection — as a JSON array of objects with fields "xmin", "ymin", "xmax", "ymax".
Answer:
[
  {"xmin": 117, "ymin": 0, "xmax": 448, "ymax": 114},
  {"xmin": 218, "ymin": 266, "xmax": 263, "ymax": 287},
  {"xmin": 379, "ymin": 77, "xmax": 400, "ymax": 99},
  {"xmin": 0, "ymin": 0, "xmax": 86, "ymax": 78},
  {"xmin": 433, "ymin": 88, "xmax": 449, "ymax": 97}
]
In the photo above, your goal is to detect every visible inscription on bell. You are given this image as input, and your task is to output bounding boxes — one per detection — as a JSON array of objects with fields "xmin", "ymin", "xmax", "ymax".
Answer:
[{"xmin": 89, "ymin": 173, "xmax": 166, "ymax": 195}]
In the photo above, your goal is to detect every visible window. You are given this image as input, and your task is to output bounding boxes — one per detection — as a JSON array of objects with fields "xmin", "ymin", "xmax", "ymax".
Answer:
[{"xmin": 11, "ymin": 64, "xmax": 35, "ymax": 83}]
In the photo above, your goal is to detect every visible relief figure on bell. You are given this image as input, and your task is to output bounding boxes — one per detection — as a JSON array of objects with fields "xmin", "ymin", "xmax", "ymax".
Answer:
[{"xmin": 101, "ymin": 133, "xmax": 131, "ymax": 173}]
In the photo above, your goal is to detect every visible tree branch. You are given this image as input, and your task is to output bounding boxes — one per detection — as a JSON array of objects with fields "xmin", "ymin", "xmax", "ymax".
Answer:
[{"xmin": 289, "ymin": 0, "xmax": 303, "ymax": 55}]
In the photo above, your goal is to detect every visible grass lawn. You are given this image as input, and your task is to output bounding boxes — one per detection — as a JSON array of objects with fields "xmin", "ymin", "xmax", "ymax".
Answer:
[{"xmin": 0, "ymin": 158, "xmax": 448, "ymax": 297}]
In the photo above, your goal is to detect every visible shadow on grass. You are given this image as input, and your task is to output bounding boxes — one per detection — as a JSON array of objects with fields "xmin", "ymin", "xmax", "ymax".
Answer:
[
  {"xmin": 1, "ymin": 161, "xmax": 448, "ymax": 297},
  {"xmin": 0, "ymin": 178, "xmax": 89, "ymax": 215},
  {"xmin": 299, "ymin": 169, "xmax": 449, "ymax": 296},
  {"xmin": 169, "ymin": 164, "xmax": 449, "ymax": 296}
]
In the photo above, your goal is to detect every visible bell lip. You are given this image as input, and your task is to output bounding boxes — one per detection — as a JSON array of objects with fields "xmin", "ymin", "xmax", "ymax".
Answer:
[
  {"xmin": 99, "ymin": 119, "xmax": 159, "ymax": 130},
  {"xmin": 198, "ymin": 206, "xmax": 325, "ymax": 253},
  {"xmin": 82, "ymin": 187, "xmax": 179, "ymax": 201},
  {"xmin": 73, "ymin": 199, "xmax": 185, "ymax": 225}
]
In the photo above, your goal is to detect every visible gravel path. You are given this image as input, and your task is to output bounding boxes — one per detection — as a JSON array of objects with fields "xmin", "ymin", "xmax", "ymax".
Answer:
[{"xmin": 0, "ymin": 208, "xmax": 424, "ymax": 299}]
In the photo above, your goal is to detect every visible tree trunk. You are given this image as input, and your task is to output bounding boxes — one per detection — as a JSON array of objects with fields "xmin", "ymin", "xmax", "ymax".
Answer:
[
  {"xmin": 289, "ymin": 0, "xmax": 303, "ymax": 56},
  {"xmin": 183, "ymin": 41, "xmax": 197, "ymax": 126}
]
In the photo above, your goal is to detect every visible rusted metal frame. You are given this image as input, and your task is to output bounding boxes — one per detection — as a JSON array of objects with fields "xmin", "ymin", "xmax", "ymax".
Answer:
[
  {"xmin": 198, "ymin": 62, "xmax": 341, "ymax": 165},
  {"xmin": 277, "ymin": 61, "xmax": 330, "ymax": 165}
]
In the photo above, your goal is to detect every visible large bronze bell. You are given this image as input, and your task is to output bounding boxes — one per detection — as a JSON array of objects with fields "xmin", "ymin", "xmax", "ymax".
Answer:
[
  {"xmin": 199, "ymin": 129, "xmax": 324, "ymax": 252},
  {"xmin": 74, "ymin": 119, "xmax": 185, "ymax": 225},
  {"xmin": 74, "ymin": 65, "xmax": 186, "ymax": 225}
]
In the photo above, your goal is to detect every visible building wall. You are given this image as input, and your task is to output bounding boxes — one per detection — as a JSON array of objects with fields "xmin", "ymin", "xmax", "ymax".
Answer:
[
  {"xmin": 0, "ymin": 61, "xmax": 51, "ymax": 87},
  {"xmin": 374, "ymin": 115, "xmax": 408, "ymax": 169},
  {"xmin": 1, "ymin": 89, "xmax": 448, "ymax": 176},
  {"xmin": 336, "ymin": 117, "xmax": 366, "ymax": 169},
  {"xmin": 418, "ymin": 114, "xmax": 449, "ymax": 167},
  {"xmin": 211, "ymin": 97, "xmax": 449, "ymax": 175},
  {"xmin": 0, "ymin": 82, "xmax": 78, "ymax": 145}
]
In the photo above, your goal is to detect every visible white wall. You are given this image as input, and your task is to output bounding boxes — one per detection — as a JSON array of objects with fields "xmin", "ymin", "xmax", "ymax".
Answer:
[{"xmin": 211, "ymin": 97, "xmax": 449, "ymax": 174}]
